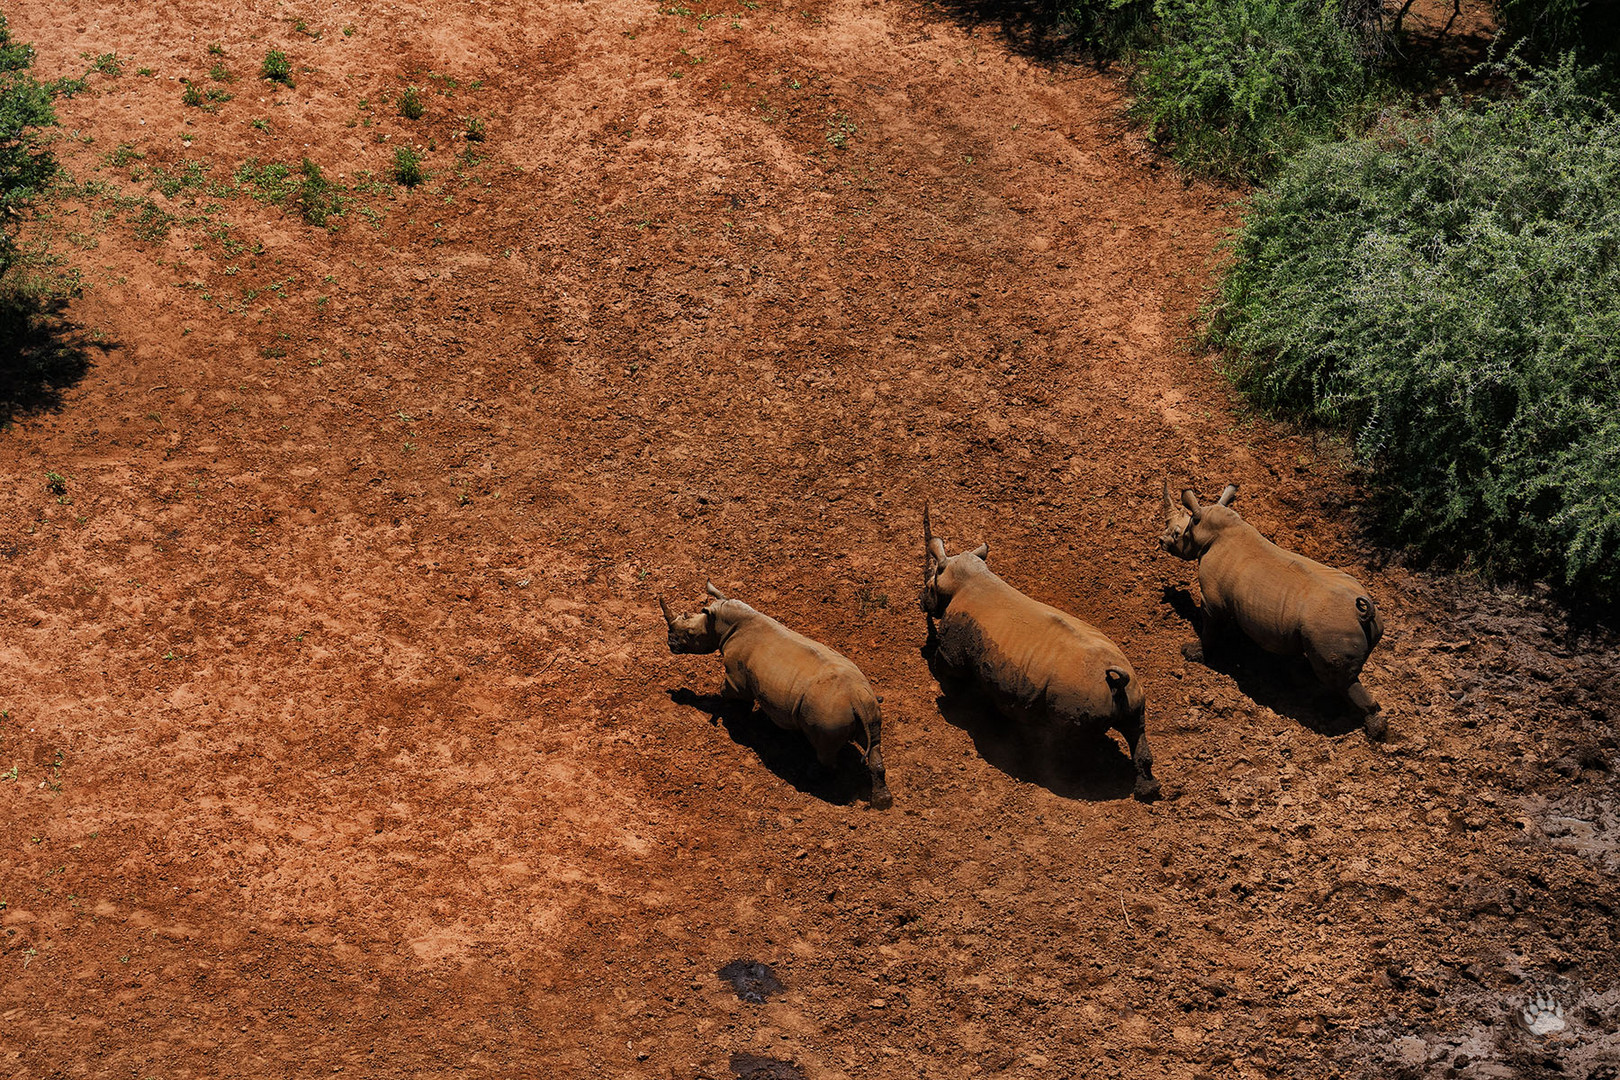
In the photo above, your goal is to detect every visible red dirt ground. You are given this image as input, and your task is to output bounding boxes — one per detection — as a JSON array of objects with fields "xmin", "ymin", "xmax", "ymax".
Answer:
[{"xmin": 3, "ymin": 1, "xmax": 1616, "ymax": 1078}]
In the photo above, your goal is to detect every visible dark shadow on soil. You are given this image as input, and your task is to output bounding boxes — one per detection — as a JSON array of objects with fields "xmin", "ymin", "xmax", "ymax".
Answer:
[
  {"xmin": 1160, "ymin": 585, "xmax": 1366, "ymax": 738},
  {"xmin": 668, "ymin": 688, "xmax": 867, "ymax": 807},
  {"xmin": 909, "ymin": 0, "xmax": 1101, "ymax": 64},
  {"xmin": 920, "ymin": 626, "xmax": 1139, "ymax": 801},
  {"xmin": 0, "ymin": 288, "xmax": 107, "ymax": 423}
]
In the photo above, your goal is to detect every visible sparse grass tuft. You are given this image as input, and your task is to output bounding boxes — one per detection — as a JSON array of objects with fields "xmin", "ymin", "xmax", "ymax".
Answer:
[{"xmin": 398, "ymin": 85, "xmax": 425, "ymax": 120}]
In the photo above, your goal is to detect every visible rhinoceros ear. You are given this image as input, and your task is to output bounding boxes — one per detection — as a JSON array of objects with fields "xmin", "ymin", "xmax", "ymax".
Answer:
[
  {"xmin": 705, "ymin": 581, "xmax": 728, "ymax": 601},
  {"xmin": 970, "ymin": 542, "xmax": 989, "ymax": 562},
  {"xmin": 1181, "ymin": 488, "xmax": 1202, "ymax": 521},
  {"xmin": 1217, "ymin": 484, "xmax": 1238, "ymax": 507},
  {"xmin": 924, "ymin": 503, "xmax": 946, "ymax": 567}
]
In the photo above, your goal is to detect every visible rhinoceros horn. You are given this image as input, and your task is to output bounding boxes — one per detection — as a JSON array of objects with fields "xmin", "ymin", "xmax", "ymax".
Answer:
[{"xmin": 658, "ymin": 595, "xmax": 675, "ymax": 627}]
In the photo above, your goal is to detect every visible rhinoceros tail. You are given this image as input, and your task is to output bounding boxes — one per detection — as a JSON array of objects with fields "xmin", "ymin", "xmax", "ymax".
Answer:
[{"xmin": 1105, "ymin": 668, "xmax": 1131, "ymax": 691}]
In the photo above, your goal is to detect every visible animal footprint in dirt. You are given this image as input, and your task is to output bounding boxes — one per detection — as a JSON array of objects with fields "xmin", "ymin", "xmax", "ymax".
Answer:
[{"xmin": 1518, "ymin": 991, "xmax": 1568, "ymax": 1036}]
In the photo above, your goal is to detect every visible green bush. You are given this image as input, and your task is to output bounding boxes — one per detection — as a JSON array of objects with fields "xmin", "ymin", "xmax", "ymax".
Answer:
[
  {"xmin": 0, "ymin": 14, "xmax": 58, "ymax": 277},
  {"xmin": 1128, "ymin": 0, "xmax": 1377, "ymax": 180},
  {"xmin": 391, "ymin": 146, "xmax": 424, "ymax": 187},
  {"xmin": 260, "ymin": 49, "xmax": 293, "ymax": 87},
  {"xmin": 1210, "ymin": 55, "xmax": 1620, "ymax": 598},
  {"xmin": 1493, "ymin": 0, "xmax": 1620, "ymax": 72},
  {"xmin": 293, "ymin": 157, "xmax": 344, "ymax": 226}
]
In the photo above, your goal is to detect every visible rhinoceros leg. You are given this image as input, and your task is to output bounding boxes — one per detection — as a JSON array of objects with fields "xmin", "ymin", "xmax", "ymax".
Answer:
[
  {"xmin": 1347, "ymin": 681, "xmax": 1386, "ymax": 740},
  {"xmin": 718, "ymin": 661, "xmax": 751, "ymax": 701},
  {"xmin": 1183, "ymin": 607, "xmax": 1230, "ymax": 665},
  {"xmin": 1118, "ymin": 712, "xmax": 1160, "ymax": 801},
  {"xmin": 1306, "ymin": 650, "xmax": 1386, "ymax": 740}
]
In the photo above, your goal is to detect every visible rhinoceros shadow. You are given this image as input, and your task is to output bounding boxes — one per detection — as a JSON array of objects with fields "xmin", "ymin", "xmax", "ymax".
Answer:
[
  {"xmin": 667, "ymin": 688, "xmax": 872, "ymax": 807},
  {"xmin": 1160, "ymin": 585, "xmax": 1365, "ymax": 737},
  {"xmin": 920, "ymin": 632, "xmax": 1139, "ymax": 802}
]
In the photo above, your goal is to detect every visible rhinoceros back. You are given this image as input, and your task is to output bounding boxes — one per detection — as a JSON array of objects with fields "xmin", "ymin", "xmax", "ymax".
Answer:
[{"xmin": 939, "ymin": 575, "xmax": 1138, "ymax": 728}]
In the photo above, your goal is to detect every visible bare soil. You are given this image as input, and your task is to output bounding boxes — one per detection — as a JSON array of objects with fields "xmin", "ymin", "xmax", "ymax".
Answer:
[{"xmin": 3, "ymin": 1, "xmax": 1616, "ymax": 1078}]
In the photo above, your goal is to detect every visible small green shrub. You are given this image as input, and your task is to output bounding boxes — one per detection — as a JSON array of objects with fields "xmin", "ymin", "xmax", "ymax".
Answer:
[
  {"xmin": 1210, "ymin": 55, "xmax": 1620, "ymax": 598},
  {"xmin": 181, "ymin": 80, "xmax": 204, "ymax": 107},
  {"xmin": 260, "ymin": 49, "xmax": 293, "ymax": 87},
  {"xmin": 1129, "ymin": 0, "xmax": 1378, "ymax": 180},
  {"xmin": 398, "ymin": 85, "xmax": 424, "ymax": 120},
  {"xmin": 463, "ymin": 115, "xmax": 485, "ymax": 142},
  {"xmin": 0, "ymin": 14, "xmax": 59, "ymax": 277},
  {"xmin": 391, "ymin": 146, "xmax": 424, "ymax": 186},
  {"xmin": 293, "ymin": 157, "xmax": 345, "ymax": 226}
]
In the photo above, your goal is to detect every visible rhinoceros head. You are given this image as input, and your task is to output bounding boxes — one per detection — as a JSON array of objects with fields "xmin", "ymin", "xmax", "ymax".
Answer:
[
  {"xmin": 920, "ymin": 504, "xmax": 989, "ymax": 617},
  {"xmin": 659, "ymin": 583, "xmax": 729, "ymax": 654},
  {"xmin": 1160, "ymin": 480, "xmax": 1237, "ymax": 561}
]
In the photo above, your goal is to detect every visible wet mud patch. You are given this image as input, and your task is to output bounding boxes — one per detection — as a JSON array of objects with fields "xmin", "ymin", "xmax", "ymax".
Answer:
[
  {"xmin": 728, "ymin": 1052, "xmax": 806, "ymax": 1079},
  {"xmin": 717, "ymin": 959, "xmax": 784, "ymax": 1004},
  {"xmin": 1340, "ymin": 984, "xmax": 1620, "ymax": 1080}
]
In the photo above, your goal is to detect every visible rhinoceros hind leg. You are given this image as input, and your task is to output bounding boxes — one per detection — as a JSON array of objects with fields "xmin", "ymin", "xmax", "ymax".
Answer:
[
  {"xmin": 1120, "ymin": 714, "xmax": 1160, "ymax": 802},
  {"xmin": 1348, "ymin": 682, "xmax": 1386, "ymax": 740},
  {"xmin": 867, "ymin": 766, "xmax": 893, "ymax": 810}
]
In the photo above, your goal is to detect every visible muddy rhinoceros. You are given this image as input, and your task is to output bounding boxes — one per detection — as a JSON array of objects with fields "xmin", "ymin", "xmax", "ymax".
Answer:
[
  {"xmin": 1160, "ymin": 481, "xmax": 1386, "ymax": 738},
  {"xmin": 661, "ymin": 583, "xmax": 892, "ymax": 809},
  {"xmin": 920, "ymin": 507, "xmax": 1158, "ymax": 801}
]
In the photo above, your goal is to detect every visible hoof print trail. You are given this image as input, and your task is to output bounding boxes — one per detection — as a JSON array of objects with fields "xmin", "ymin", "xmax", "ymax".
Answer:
[{"xmin": 717, "ymin": 959, "xmax": 784, "ymax": 1004}]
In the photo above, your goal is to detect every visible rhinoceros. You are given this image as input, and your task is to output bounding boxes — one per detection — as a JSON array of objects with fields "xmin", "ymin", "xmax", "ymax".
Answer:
[
  {"xmin": 1160, "ymin": 481, "xmax": 1386, "ymax": 738},
  {"xmin": 920, "ymin": 507, "xmax": 1159, "ymax": 801},
  {"xmin": 661, "ymin": 583, "xmax": 892, "ymax": 809}
]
